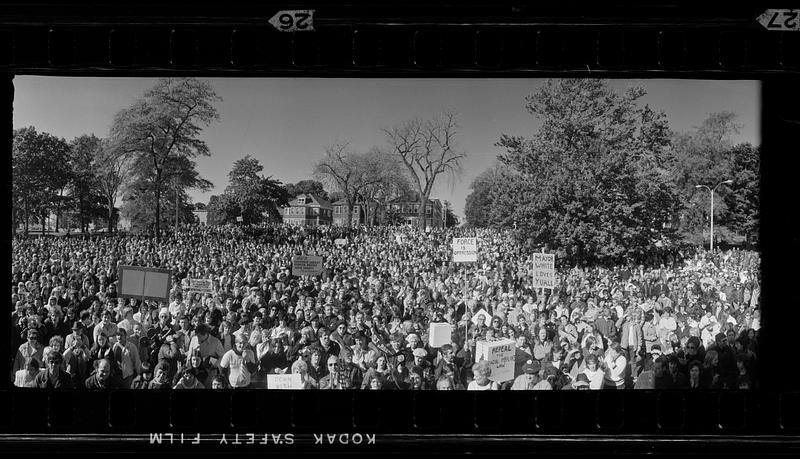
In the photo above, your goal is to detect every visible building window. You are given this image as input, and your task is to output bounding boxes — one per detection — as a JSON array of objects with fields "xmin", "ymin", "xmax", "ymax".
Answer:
[{"xmin": 426, "ymin": 205, "xmax": 431, "ymax": 214}]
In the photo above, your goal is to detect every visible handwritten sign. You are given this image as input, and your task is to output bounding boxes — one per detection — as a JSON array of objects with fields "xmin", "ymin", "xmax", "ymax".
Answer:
[
  {"xmin": 334, "ymin": 238, "xmax": 348, "ymax": 248},
  {"xmin": 291, "ymin": 255, "xmax": 324, "ymax": 277},
  {"xmin": 185, "ymin": 278, "xmax": 213, "ymax": 294},
  {"xmin": 452, "ymin": 237, "xmax": 478, "ymax": 263},
  {"xmin": 428, "ymin": 322, "xmax": 452, "ymax": 348},
  {"xmin": 267, "ymin": 373, "xmax": 302, "ymax": 389},
  {"xmin": 476, "ymin": 338, "xmax": 516, "ymax": 383},
  {"xmin": 532, "ymin": 253, "xmax": 555, "ymax": 289}
]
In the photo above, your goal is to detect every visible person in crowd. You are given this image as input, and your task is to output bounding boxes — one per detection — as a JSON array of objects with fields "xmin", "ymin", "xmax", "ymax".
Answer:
[
  {"xmin": 148, "ymin": 361, "xmax": 173, "ymax": 390},
  {"xmin": 174, "ymin": 367, "xmax": 205, "ymax": 389},
  {"xmin": 220, "ymin": 334, "xmax": 258, "ymax": 388},
  {"xmin": 602, "ymin": 343, "xmax": 628, "ymax": 389},
  {"xmin": 111, "ymin": 328, "xmax": 141, "ymax": 389},
  {"xmin": 85, "ymin": 358, "xmax": 122, "ymax": 390},
  {"xmin": 9, "ymin": 223, "xmax": 761, "ymax": 391},
  {"xmin": 34, "ymin": 351, "xmax": 73, "ymax": 388},
  {"xmin": 511, "ymin": 359, "xmax": 541, "ymax": 390},
  {"xmin": 14, "ymin": 358, "xmax": 41, "ymax": 388},
  {"xmin": 467, "ymin": 360, "xmax": 499, "ymax": 391}
]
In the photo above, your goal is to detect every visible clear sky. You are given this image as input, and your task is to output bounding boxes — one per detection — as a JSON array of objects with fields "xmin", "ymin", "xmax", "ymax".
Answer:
[{"xmin": 13, "ymin": 77, "xmax": 760, "ymax": 219}]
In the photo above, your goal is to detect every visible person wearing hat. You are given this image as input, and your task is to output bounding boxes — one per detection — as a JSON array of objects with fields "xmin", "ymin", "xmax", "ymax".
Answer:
[
  {"xmin": 511, "ymin": 359, "xmax": 541, "ymax": 390},
  {"xmin": 13, "ymin": 328, "xmax": 44, "ymax": 374},
  {"xmin": 571, "ymin": 373, "xmax": 591, "ymax": 390}
]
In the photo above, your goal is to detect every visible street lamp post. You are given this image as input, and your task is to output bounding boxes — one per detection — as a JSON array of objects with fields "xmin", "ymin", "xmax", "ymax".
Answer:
[{"xmin": 695, "ymin": 179, "xmax": 733, "ymax": 252}]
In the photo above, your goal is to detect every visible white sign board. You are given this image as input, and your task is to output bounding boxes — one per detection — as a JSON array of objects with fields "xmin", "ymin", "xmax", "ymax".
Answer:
[
  {"xmin": 118, "ymin": 266, "xmax": 172, "ymax": 302},
  {"xmin": 269, "ymin": 10, "xmax": 315, "ymax": 32},
  {"xmin": 471, "ymin": 308, "xmax": 492, "ymax": 327},
  {"xmin": 395, "ymin": 233, "xmax": 403, "ymax": 244},
  {"xmin": 236, "ymin": 216, "xmax": 243, "ymax": 222},
  {"xmin": 291, "ymin": 255, "xmax": 324, "ymax": 277},
  {"xmin": 185, "ymin": 278, "xmax": 213, "ymax": 294},
  {"xmin": 334, "ymin": 238, "xmax": 348, "ymax": 248},
  {"xmin": 428, "ymin": 322, "xmax": 452, "ymax": 348},
  {"xmin": 532, "ymin": 253, "xmax": 556, "ymax": 289},
  {"xmin": 452, "ymin": 237, "xmax": 478, "ymax": 263},
  {"xmin": 757, "ymin": 9, "xmax": 800, "ymax": 31},
  {"xmin": 476, "ymin": 338, "xmax": 515, "ymax": 383},
  {"xmin": 267, "ymin": 373, "xmax": 303, "ymax": 389}
]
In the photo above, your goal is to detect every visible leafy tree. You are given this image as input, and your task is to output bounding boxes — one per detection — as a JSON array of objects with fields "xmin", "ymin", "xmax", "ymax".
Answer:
[
  {"xmin": 110, "ymin": 78, "xmax": 220, "ymax": 239},
  {"xmin": 285, "ymin": 180, "xmax": 329, "ymax": 201},
  {"xmin": 206, "ymin": 193, "xmax": 239, "ymax": 226},
  {"xmin": 464, "ymin": 164, "xmax": 506, "ymax": 228},
  {"xmin": 225, "ymin": 155, "xmax": 290, "ymax": 224},
  {"xmin": 12, "ymin": 127, "xmax": 72, "ymax": 234},
  {"xmin": 494, "ymin": 79, "xmax": 680, "ymax": 265},
  {"xmin": 68, "ymin": 135, "xmax": 107, "ymax": 233},
  {"xmin": 383, "ymin": 111, "xmax": 466, "ymax": 228},
  {"xmin": 722, "ymin": 143, "xmax": 759, "ymax": 247}
]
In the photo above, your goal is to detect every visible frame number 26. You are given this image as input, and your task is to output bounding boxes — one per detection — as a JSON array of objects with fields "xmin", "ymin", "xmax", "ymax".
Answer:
[{"xmin": 269, "ymin": 10, "xmax": 315, "ymax": 32}]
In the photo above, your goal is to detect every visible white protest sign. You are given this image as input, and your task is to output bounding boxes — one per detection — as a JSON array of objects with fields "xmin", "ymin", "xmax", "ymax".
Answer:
[
  {"xmin": 185, "ymin": 278, "xmax": 213, "ymax": 294},
  {"xmin": 291, "ymin": 255, "xmax": 324, "ymax": 276},
  {"xmin": 471, "ymin": 308, "xmax": 491, "ymax": 327},
  {"xmin": 267, "ymin": 373, "xmax": 303, "ymax": 389},
  {"xmin": 236, "ymin": 216, "xmax": 243, "ymax": 222},
  {"xmin": 476, "ymin": 338, "xmax": 516, "ymax": 383},
  {"xmin": 532, "ymin": 253, "xmax": 555, "ymax": 289},
  {"xmin": 395, "ymin": 233, "xmax": 403, "ymax": 244},
  {"xmin": 334, "ymin": 238, "xmax": 347, "ymax": 248},
  {"xmin": 269, "ymin": 10, "xmax": 315, "ymax": 32},
  {"xmin": 428, "ymin": 322, "xmax": 452, "ymax": 348},
  {"xmin": 452, "ymin": 237, "xmax": 478, "ymax": 263}
]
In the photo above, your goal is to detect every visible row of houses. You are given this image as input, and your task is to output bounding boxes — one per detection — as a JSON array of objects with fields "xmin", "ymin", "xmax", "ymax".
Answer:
[{"xmin": 282, "ymin": 193, "xmax": 445, "ymax": 228}]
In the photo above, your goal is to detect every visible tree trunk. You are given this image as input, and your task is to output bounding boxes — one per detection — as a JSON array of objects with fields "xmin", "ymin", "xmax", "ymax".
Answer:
[
  {"xmin": 23, "ymin": 197, "xmax": 29, "ymax": 235},
  {"xmin": 155, "ymin": 173, "xmax": 162, "ymax": 239},
  {"xmin": 418, "ymin": 192, "xmax": 431, "ymax": 229},
  {"xmin": 345, "ymin": 200, "xmax": 354, "ymax": 229},
  {"xmin": 107, "ymin": 194, "xmax": 114, "ymax": 233}
]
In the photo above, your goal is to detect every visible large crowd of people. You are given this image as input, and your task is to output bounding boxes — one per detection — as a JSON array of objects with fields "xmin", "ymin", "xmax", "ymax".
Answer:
[{"xmin": 11, "ymin": 223, "xmax": 761, "ymax": 390}]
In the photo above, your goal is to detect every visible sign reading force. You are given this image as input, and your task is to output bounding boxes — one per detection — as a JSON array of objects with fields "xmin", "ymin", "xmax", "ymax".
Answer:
[
  {"xmin": 291, "ymin": 255, "xmax": 324, "ymax": 277},
  {"xmin": 452, "ymin": 237, "xmax": 478, "ymax": 263},
  {"xmin": 532, "ymin": 253, "xmax": 555, "ymax": 289},
  {"xmin": 476, "ymin": 338, "xmax": 516, "ymax": 383}
]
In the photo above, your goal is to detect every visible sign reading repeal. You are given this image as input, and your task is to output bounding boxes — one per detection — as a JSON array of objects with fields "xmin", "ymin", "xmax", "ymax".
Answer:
[
  {"xmin": 476, "ymin": 338, "xmax": 516, "ymax": 383},
  {"xmin": 291, "ymin": 255, "xmax": 324, "ymax": 277},
  {"xmin": 334, "ymin": 238, "xmax": 348, "ymax": 248},
  {"xmin": 452, "ymin": 237, "xmax": 478, "ymax": 263},
  {"xmin": 532, "ymin": 253, "xmax": 555, "ymax": 289}
]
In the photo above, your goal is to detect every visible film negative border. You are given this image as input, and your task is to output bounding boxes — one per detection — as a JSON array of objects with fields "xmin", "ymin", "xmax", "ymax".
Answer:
[{"xmin": 0, "ymin": 24, "xmax": 797, "ymax": 74}]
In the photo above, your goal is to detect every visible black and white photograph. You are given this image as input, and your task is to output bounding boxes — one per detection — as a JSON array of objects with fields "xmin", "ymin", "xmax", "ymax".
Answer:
[{"xmin": 11, "ymin": 76, "xmax": 761, "ymax": 392}]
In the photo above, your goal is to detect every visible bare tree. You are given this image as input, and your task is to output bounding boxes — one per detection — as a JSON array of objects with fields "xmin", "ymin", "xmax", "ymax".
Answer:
[
  {"xmin": 383, "ymin": 110, "xmax": 466, "ymax": 227},
  {"xmin": 314, "ymin": 142, "xmax": 385, "ymax": 228},
  {"xmin": 358, "ymin": 147, "xmax": 414, "ymax": 226},
  {"xmin": 96, "ymin": 139, "xmax": 133, "ymax": 232}
]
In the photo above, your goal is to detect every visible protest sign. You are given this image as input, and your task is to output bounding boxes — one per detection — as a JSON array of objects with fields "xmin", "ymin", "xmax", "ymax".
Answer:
[
  {"xmin": 532, "ymin": 253, "xmax": 556, "ymax": 289},
  {"xmin": 267, "ymin": 373, "xmax": 302, "ymax": 389},
  {"xmin": 185, "ymin": 278, "xmax": 213, "ymax": 294},
  {"xmin": 428, "ymin": 322, "xmax": 452, "ymax": 348},
  {"xmin": 476, "ymin": 338, "xmax": 515, "ymax": 382},
  {"xmin": 291, "ymin": 255, "xmax": 324, "ymax": 276},
  {"xmin": 118, "ymin": 266, "xmax": 172, "ymax": 302},
  {"xmin": 395, "ymin": 233, "xmax": 403, "ymax": 244},
  {"xmin": 334, "ymin": 238, "xmax": 347, "ymax": 247},
  {"xmin": 452, "ymin": 237, "xmax": 478, "ymax": 263},
  {"xmin": 471, "ymin": 308, "xmax": 491, "ymax": 327}
]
